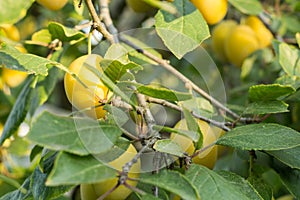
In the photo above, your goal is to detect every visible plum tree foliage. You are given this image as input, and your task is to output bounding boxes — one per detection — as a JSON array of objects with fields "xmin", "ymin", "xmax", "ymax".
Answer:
[{"xmin": 0, "ymin": 0, "xmax": 300, "ymax": 200}]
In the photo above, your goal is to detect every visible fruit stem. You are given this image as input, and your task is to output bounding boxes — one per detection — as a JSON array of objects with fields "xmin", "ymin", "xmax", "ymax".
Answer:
[
  {"xmin": 87, "ymin": 28, "xmax": 92, "ymax": 55},
  {"xmin": 248, "ymin": 150, "xmax": 256, "ymax": 177}
]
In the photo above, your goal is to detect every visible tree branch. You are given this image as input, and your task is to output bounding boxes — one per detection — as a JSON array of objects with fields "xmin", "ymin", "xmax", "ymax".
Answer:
[
  {"xmin": 84, "ymin": 0, "xmax": 115, "ymax": 44},
  {"xmin": 99, "ymin": 0, "xmax": 119, "ymax": 43},
  {"xmin": 147, "ymin": 97, "xmax": 230, "ymax": 131}
]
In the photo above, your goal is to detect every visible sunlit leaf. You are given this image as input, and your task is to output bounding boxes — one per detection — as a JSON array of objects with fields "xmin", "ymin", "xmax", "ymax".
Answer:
[
  {"xmin": 228, "ymin": 0, "xmax": 263, "ymax": 15},
  {"xmin": 0, "ymin": 0, "xmax": 33, "ymax": 25},
  {"xmin": 0, "ymin": 43, "xmax": 56, "ymax": 75},
  {"xmin": 278, "ymin": 42, "xmax": 300, "ymax": 76},
  {"xmin": 155, "ymin": 0, "xmax": 210, "ymax": 59},
  {"xmin": 244, "ymin": 101, "xmax": 289, "ymax": 114},
  {"xmin": 248, "ymin": 84, "xmax": 295, "ymax": 102},
  {"xmin": 48, "ymin": 22, "xmax": 86, "ymax": 44}
]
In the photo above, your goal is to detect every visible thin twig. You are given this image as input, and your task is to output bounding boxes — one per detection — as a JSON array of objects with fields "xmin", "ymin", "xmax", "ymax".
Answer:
[
  {"xmin": 74, "ymin": 20, "xmax": 92, "ymax": 30},
  {"xmin": 118, "ymin": 136, "xmax": 159, "ymax": 189},
  {"xmin": 136, "ymin": 92, "xmax": 157, "ymax": 137},
  {"xmin": 124, "ymin": 182, "xmax": 146, "ymax": 195},
  {"xmin": 147, "ymin": 97, "xmax": 230, "ymax": 131},
  {"xmin": 97, "ymin": 183, "xmax": 119, "ymax": 200},
  {"xmin": 191, "ymin": 141, "xmax": 216, "ymax": 159},
  {"xmin": 111, "ymin": 96, "xmax": 133, "ymax": 110},
  {"xmin": 84, "ymin": 0, "xmax": 115, "ymax": 44}
]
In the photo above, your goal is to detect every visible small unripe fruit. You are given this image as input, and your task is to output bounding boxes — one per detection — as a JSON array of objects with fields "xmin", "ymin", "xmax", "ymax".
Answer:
[
  {"xmin": 191, "ymin": 0, "xmax": 228, "ymax": 25},
  {"xmin": 1, "ymin": 46, "xmax": 28, "ymax": 88},
  {"xmin": 244, "ymin": 16, "xmax": 273, "ymax": 48},
  {"xmin": 126, "ymin": 0, "xmax": 153, "ymax": 13},
  {"xmin": 0, "ymin": 24, "xmax": 20, "ymax": 41},
  {"xmin": 170, "ymin": 119, "xmax": 218, "ymax": 169},
  {"xmin": 2, "ymin": 69, "xmax": 27, "ymax": 88},
  {"xmin": 81, "ymin": 144, "xmax": 141, "ymax": 200},
  {"xmin": 170, "ymin": 120, "xmax": 195, "ymax": 156},
  {"xmin": 192, "ymin": 120, "xmax": 218, "ymax": 169},
  {"xmin": 212, "ymin": 126, "xmax": 227, "ymax": 156},
  {"xmin": 224, "ymin": 25, "xmax": 260, "ymax": 67},
  {"xmin": 36, "ymin": 0, "xmax": 68, "ymax": 11},
  {"xmin": 64, "ymin": 54, "xmax": 111, "ymax": 119},
  {"xmin": 212, "ymin": 20, "xmax": 238, "ymax": 62}
]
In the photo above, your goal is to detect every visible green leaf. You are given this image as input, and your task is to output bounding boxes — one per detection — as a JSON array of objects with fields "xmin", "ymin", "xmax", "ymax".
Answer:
[
  {"xmin": 48, "ymin": 22, "xmax": 86, "ymax": 44},
  {"xmin": 119, "ymin": 81, "xmax": 192, "ymax": 101},
  {"xmin": 30, "ymin": 145, "xmax": 43, "ymax": 162},
  {"xmin": 228, "ymin": 0, "xmax": 263, "ymax": 15},
  {"xmin": 30, "ymin": 29, "xmax": 52, "ymax": 44},
  {"xmin": 0, "ymin": 76, "xmax": 33, "ymax": 145},
  {"xmin": 29, "ymin": 67, "xmax": 60, "ymax": 115},
  {"xmin": 154, "ymin": 125, "xmax": 199, "ymax": 142},
  {"xmin": 247, "ymin": 176, "xmax": 273, "ymax": 200},
  {"xmin": 267, "ymin": 146, "xmax": 300, "ymax": 169},
  {"xmin": 217, "ymin": 123, "xmax": 300, "ymax": 150},
  {"xmin": 0, "ymin": 43, "xmax": 55, "ymax": 76},
  {"xmin": 136, "ymin": 194, "xmax": 162, "ymax": 200},
  {"xmin": 282, "ymin": 15, "xmax": 300, "ymax": 34},
  {"xmin": 153, "ymin": 139, "xmax": 185, "ymax": 157},
  {"xmin": 104, "ymin": 105, "xmax": 129, "ymax": 127},
  {"xmin": 244, "ymin": 101, "xmax": 289, "ymax": 114},
  {"xmin": 31, "ymin": 167, "xmax": 72, "ymax": 199},
  {"xmin": 137, "ymin": 84, "xmax": 192, "ymax": 101},
  {"xmin": 217, "ymin": 171, "xmax": 263, "ymax": 200},
  {"xmin": 102, "ymin": 59, "xmax": 142, "ymax": 82},
  {"xmin": 155, "ymin": 0, "xmax": 210, "ymax": 59},
  {"xmin": 139, "ymin": 170, "xmax": 199, "ymax": 200},
  {"xmin": 275, "ymin": 75, "xmax": 300, "ymax": 90},
  {"xmin": 131, "ymin": 181, "xmax": 170, "ymax": 200},
  {"xmin": 186, "ymin": 164, "xmax": 251, "ymax": 200},
  {"xmin": 46, "ymin": 152, "xmax": 117, "ymax": 186},
  {"xmin": 0, "ymin": 177, "xmax": 32, "ymax": 200},
  {"xmin": 144, "ymin": 0, "xmax": 177, "ymax": 14},
  {"xmin": 182, "ymin": 107, "xmax": 203, "ymax": 149},
  {"xmin": 104, "ymin": 43, "xmax": 130, "ymax": 63},
  {"xmin": 0, "ymin": 0, "xmax": 33, "ymax": 25},
  {"xmin": 84, "ymin": 64, "xmax": 134, "ymax": 105},
  {"xmin": 121, "ymin": 34, "xmax": 162, "ymax": 65},
  {"xmin": 27, "ymin": 111, "xmax": 122, "ymax": 155},
  {"xmin": 248, "ymin": 84, "xmax": 295, "ymax": 102},
  {"xmin": 278, "ymin": 42, "xmax": 300, "ymax": 76},
  {"xmin": 276, "ymin": 166, "xmax": 300, "ymax": 199},
  {"xmin": 181, "ymin": 97, "xmax": 214, "ymax": 117},
  {"xmin": 0, "ymin": 174, "xmax": 21, "ymax": 190}
]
